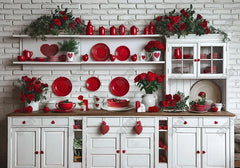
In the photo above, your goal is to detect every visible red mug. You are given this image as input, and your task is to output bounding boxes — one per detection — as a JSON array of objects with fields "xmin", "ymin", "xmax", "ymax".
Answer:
[
  {"xmin": 110, "ymin": 26, "xmax": 117, "ymax": 35},
  {"xmin": 99, "ymin": 26, "xmax": 106, "ymax": 35},
  {"xmin": 23, "ymin": 50, "xmax": 33, "ymax": 60},
  {"xmin": 82, "ymin": 54, "xmax": 88, "ymax": 61},
  {"xmin": 131, "ymin": 54, "xmax": 137, "ymax": 61},
  {"xmin": 130, "ymin": 26, "xmax": 139, "ymax": 35},
  {"xmin": 119, "ymin": 24, "xmax": 126, "ymax": 35},
  {"xmin": 144, "ymin": 27, "xmax": 149, "ymax": 35}
]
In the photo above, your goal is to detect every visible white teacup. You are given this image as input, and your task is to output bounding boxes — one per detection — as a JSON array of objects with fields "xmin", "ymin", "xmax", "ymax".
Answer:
[{"xmin": 214, "ymin": 103, "xmax": 224, "ymax": 111}]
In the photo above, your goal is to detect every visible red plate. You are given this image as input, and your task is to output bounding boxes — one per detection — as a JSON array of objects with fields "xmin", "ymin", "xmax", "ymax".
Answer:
[
  {"xmin": 52, "ymin": 77, "xmax": 72, "ymax": 96},
  {"xmin": 115, "ymin": 46, "xmax": 130, "ymax": 61},
  {"xmin": 109, "ymin": 77, "xmax": 129, "ymax": 97},
  {"xmin": 86, "ymin": 77, "xmax": 101, "ymax": 91},
  {"xmin": 91, "ymin": 43, "xmax": 110, "ymax": 61}
]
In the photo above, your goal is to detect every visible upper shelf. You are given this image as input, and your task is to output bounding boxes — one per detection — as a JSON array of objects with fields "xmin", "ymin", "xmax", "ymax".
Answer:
[{"xmin": 12, "ymin": 34, "xmax": 162, "ymax": 39}]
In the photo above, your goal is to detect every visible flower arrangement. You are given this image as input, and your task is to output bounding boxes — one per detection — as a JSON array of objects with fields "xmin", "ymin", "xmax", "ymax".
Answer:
[
  {"xmin": 134, "ymin": 71, "xmax": 165, "ymax": 94},
  {"xmin": 159, "ymin": 91, "xmax": 189, "ymax": 111},
  {"xmin": 23, "ymin": 6, "xmax": 86, "ymax": 40},
  {"xmin": 154, "ymin": 5, "xmax": 229, "ymax": 42},
  {"xmin": 190, "ymin": 91, "xmax": 206, "ymax": 105},
  {"xmin": 18, "ymin": 76, "xmax": 48, "ymax": 104},
  {"xmin": 144, "ymin": 40, "xmax": 166, "ymax": 52}
]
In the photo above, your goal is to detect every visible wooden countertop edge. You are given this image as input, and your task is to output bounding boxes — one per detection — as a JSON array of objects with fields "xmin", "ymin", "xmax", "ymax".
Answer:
[{"xmin": 7, "ymin": 109, "xmax": 235, "ymax": 117}]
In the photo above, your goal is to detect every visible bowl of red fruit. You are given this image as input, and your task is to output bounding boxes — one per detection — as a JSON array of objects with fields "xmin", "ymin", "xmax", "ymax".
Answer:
[{"xmin": 107, "ymin": 98, "xmax": 130, "ymax": 107}]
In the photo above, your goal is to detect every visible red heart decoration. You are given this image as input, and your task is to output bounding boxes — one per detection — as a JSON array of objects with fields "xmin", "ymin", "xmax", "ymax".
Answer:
[
  {"xmin": 40, "ymin": 44, "xmax": 59, "ymax": 57},
  {"xmin": 154, "ymin": 52, "xmax": 160, "ymax": 58},
  {"xmin": 142, "ymin": 55, "xmax": 145, "ymax": 59},
  {"xmin": 67, "ymin": 53, "xmax": 73, "ymax": 58},
  {"xmin": 134, "ymin": 121, "xmax": 143, "ymax": 135},
  {"xmin": 96, "ymin": 104, "xmax": 99, "ymax": 107},
  {"xmin": 101, "ymin": 121, "xmax": 109, "ymax": 135}
]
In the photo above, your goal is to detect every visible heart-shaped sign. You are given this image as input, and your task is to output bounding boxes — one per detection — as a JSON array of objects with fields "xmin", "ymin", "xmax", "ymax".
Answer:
[
  {"xmin": 154, "ymin": 52, "xmax": 160, "ymax": 58},
  {"xmin": 40, "ymin": 44, "xmax": 59, "ymax": 57},
  {"xmin": 101, "ymin": 121, "xmax": 109, "ymax": 135},
  {"xmin": 134, "ymin": 121, "xmax": 143, "ymax": 135},
  {"xmin": 67, "ymin": 53, "xmax": 73, "ymax": 58},
  {"xmin": 141, "ymin": 55, "xmax": 145, "ymax": 60},
  {"xmin": 96, "ymin": 104, "xmax": 99, "ymax": 107}
]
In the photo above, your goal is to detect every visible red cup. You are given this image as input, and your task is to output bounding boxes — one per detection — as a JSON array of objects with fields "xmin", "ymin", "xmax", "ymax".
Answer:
[
  {"xmin": 99, "ymin": 26, "xmax": 105, "ymax": 35},
  {"xmin": 131, "ymin": 54, "xmax": 137, "ymax": 61},
  {"xmin": 110, "ymin": 26, "xmax": 117, "ymax": 35},
  {"xmin": 119, "ymin": 24, "xmax": 126, "ymax": 35},
  {"xmin": 17, "ymin": 55, "xmax": 25, "ymax": 62},
  {"xmin": 23, "ymin": 50, "xmax": 33, "ymax": 60},
  {"xmin": 110, "ymin": 54, "xmax": 116, "ymax": 61},
  {"xmin": 82, "ymin": 54, "xmax": 88, "ymax": 61},
  {"xmin": 130, "ymin": 26, "xmax": 139, "ymax": 35}
]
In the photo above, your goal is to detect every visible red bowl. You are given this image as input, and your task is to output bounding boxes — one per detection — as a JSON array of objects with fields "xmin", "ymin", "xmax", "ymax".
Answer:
[
  {"xmin": 107, "ymin": 98, "xmax": 130, "ymax": 107},
  {"xmin": 183, "ymin": 54, "xmax": 191, "ymax": 59},
  {"xmin": 17, "ymin": 55, "xmax": 25, "ymax": 62},
  {"xmin": 56, "ymin": 102, "xmax": 76, "ymax": 110},
  {"xmin": 36, "ymin": 57, "xmax": 46, "ymax": 62}
]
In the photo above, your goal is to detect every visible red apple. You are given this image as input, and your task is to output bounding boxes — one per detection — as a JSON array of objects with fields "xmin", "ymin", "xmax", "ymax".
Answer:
[
  {"xmin": 43, "ymin": 106, "xmax": 50, "ymax": 113},
  {"xmin": 131, "ymin": 54, "xmax": 137, "ymax": 61},
  {"xmin": 82, "ymin": 54, "xmax": 89, "ymax": 61},
  {"xmin": 211, "ymin": 107, "xmax": 218, "ymax": 112}
]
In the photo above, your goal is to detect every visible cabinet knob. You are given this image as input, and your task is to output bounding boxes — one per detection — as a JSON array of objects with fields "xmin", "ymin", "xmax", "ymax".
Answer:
[
  {"xmin": 116, "ymin": 150, "xmax": 120, "ymax": 153},
  {"xmin": 184, "ymin": 121, "xmax": 187, "ymax": 125},
  {"xmin": 198, "ymin": 59, "xmax": 200, "ymax": 61},
  {"xmin": 196, "ymin": 151, "xmax": 200, "ymax": 154},
  {"xmin": 22, "ymin": 121, "xmax": 26, "ymax": 124},
  {"xmin": 202, "ymin": 151, "xmax": 206, "ymax": 154},
  {"xmin": 35, "ymin": 151, "xmax": 39, "ymax": 154},
  {"xmin": 51, "ymin": 120, "xmax": 55, "ymax": 124},
  {"xmin": 214, "ymin": 121, "xmax": 218, "ymax": 124},
  {"xmin": 194, "ymin": 59, "xmax": 197, "ymax": 62},
  {"xmin": 122, "ymin": 150, "xmax": 126, "ymax": 154},
  {"xmin": 40, "ymin": 151, "xmax": 44, "ymax": 154}
]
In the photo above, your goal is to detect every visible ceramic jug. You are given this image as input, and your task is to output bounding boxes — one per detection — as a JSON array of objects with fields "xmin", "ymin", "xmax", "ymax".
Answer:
[
  {"xmin": 119, "ymin": 24, "xmax": 126, "ymax": 35},
  {"xmin": 86, "ymin": 20, "xmax": 94, "ymax": 35},
  {"xmin": 130, "ymin": 25, "xmax": 139, "ymax": 35},
  {"xmin": 110, "ymin": 26, "xmax": 117, "ymax": 35}
]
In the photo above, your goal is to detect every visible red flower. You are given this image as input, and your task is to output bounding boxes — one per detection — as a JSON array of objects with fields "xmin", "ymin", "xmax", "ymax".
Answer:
[
  {"xmin": 147, "ymin": 74, "xmax": 156, "ymax": 82},
  {"xmin": 134, "ymin": 76, "xmax": 140, "ymax": 83},
  {"xmin": 27, "ymin": 84, "xmax": 33, "ymax": 91},
  {"xmin": 69, "ymin": 22, "xmax": 75, "ymax": 29},
  {"xmin": 35, "ymin": 88, "xmax": 42, "ymax": 94},
  {"xmin": 144, "ymin": 41, "xmax": 155, "ymax": 52},
  {"xmin": 167, "ymin": 23, "xmax": 175, "ymax": 32},
  {"xmin": 20, "ymin": 93, "xmax": 26, "ymax": 102},
  {"xmin": 201, "ymin": 20, "xmax": 207, "ymax": 28},
  {"xmin": 154, "ymin": 41, "xmax": 163, "ymax": 50},
  {"xmin": 165, "ymin": 94, "xmax": 172, "ymax": 101},
  {"xmin": 22, "ymin": 76, "xmax": 28, "ymax": 81},
  {"xmin": 75, "ymin": 17, "xmax": 82, "ymax": 24},
  {"xmin": 24, "ymin": 106, "xmax": 33, "ymax": 113},
  {"xmin": 60, "ymin": 11, "xmax": 66, "ymax": 15},
  {"xmin": 179, "ymin": 23, "xmax": 186, "ymax": 31},
  {"xmin": 157, "ymin": 76, "xmax": 163, "ymax": 83},
  {"xmin": 197, "ymin": 14, "xmax": 202, "ymax": 19},
  {"xmin": 206, "ymin": 28, "xmax": 210, "ymax": 34},
  {"xmin": 160, "ymin": 74, "xmax": 165, "ymax": 79},
  {"xmin": 78, "ymin": 95, "xmax": 83, "ymax": 101},
  {"xmin": 43, "ymin": 83, "xmax": 48, "ymax": 88},
  {"xmin": 157, "ymin": 16, "xmax": 162, "ymax": 22},
  {"xmin": 14, "ymin": 109, "xmax": 21, "ymax": 113},
  {"xmin": 171, "ymin": 16, "xmax": 181, "ymax": 25},
  {"xmin": 180, "ymin": 9, "xmax": 186, "ymax": 14},
  {"xmin": 32, "ymin": 77, "xmax": 37, "ymax": 82},
  {"xmin": 139, "ymin": 73, "xmax": 146, "ymax": 80},
  {"xmin": 54, "ymin": 18, "xmax": 61, "ymax": 26},
  {"xmin": 162, "ymin": 101, "xmax": 168, "ymax": 107},
  {"xmin": 170, "ymin": 100, "xmax": 175, "ymax": 107},
  {"xmin": 173, "ymin": 94, "xmax": 181, "ymax": 102},
  {"xmin": 62, "ymin": 15, "xmax": 68, "ymax": 21},
  {"xmin": 27, "ymin": 94, "xmax": 35, "ymax": 101},
  {"xmin": 198, "ymin": 92, "xmax": 205, "ymax": 97},
  {"xmin": 183, "ymin": 12, "xmax": 188, "ymax": 17}
]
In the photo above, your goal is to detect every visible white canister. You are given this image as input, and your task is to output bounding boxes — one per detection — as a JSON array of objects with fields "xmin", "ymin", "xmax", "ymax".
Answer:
[
  {"xmin": 66, "ymin": 52, "xmax": 74, "ymax": 62},
  {"xmin": 214, "ymin": 103, "xmax": 224, "ymax": 111}
]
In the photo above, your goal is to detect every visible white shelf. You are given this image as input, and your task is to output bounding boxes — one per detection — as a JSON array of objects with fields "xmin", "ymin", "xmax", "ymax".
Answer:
[
  {"xmin": 73, "ymin": 129, "xmax": 82, "ymax": 131},
  {"xmin": 159, "ymin": 129, "xmax": 168, "ymax": 132}
]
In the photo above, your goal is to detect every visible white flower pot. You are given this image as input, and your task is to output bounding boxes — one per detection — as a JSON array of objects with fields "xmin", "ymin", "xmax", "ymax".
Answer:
[
  {"xmin": 142, "ymin": 94, "xmax": 156, "ymax": 111},
  {"xmin": 152, "ymin": 51, "xmax": 161, "ymax": 61},
  {"xmin": 67, "ymin": 52, "xmax": 74, "ymax": 62},
  {"xmin": 25, "ymin": 101, "xmax": 39, "ymax": 111}
]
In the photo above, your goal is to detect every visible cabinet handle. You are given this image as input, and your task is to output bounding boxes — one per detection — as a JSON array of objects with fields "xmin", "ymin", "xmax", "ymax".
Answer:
[
  {"xmin": 194, "ymin": 59, "xmax": 197, "ymax": 62},
  {"xmin": 35, "ymin": 151, "xmax": 39, "ymax": 154},
  {"xmin": 40, "ymin": 151, "xmax": 44, "ymax": 154},
  {"xmin": 214, "ymin": 121, "xmax": 218, "ymax": 124},
  {"xmin": 51, "ymin": 120, "xmax": 55, "ymax": 124},
  {"xmin": 22, "ymin": 121, "xmax": 26, "ymax": 124},
  {"xmin": 116, "ymin": 150, "xmax": 120, "ymax": 153},
  {"xmin": 184, "ymin": 121, "xmax": 187, "ymax": 125},
  {"xmin": 198, "ymin": 59, "xmax": 200, "ymax": 61},
  {"xmin": 202, "ymin": 151, "xmax": 206, "ymax": 154},
  {"xmin": 196, "ymin": 150, "xmax": 200, "ymax": 154},
  {"xmin": 122, "ymin": 150, "xmax": 126, "ymax": 154}
]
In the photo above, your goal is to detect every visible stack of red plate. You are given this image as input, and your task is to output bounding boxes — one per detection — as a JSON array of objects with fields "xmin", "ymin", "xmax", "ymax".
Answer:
[{"xmin": 48, "ymin": 56, "xmax": 59, "ymax": 62}]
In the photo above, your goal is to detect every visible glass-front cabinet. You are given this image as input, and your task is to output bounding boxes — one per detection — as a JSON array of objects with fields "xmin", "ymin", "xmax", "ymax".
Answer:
[{"xmin": 166, "ymin": 35, "xmax": 227, "ymax": 79}]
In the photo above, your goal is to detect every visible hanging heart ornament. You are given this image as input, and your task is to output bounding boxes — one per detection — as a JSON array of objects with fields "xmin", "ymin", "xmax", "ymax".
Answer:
[
  {"xmin": 101, "ymin": 121, "xmax": 110, "ymax": 135},
  {"xmin": 134, "ymin": 121, "xmax": 143, "ymax": 135}
]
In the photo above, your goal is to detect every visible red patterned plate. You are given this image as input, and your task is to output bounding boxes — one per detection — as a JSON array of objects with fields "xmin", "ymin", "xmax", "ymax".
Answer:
[
  {"xmin": 86, "ymin": 77, "xmax": 101, "ymax": 91},
  {"xmin": 109, "ymin": 77, "xmax": 129, "ymax": 97},
  {"xmin": 52, "ymin": 77, "xmax": 72, "ymax": 96},
  {"xmin": 40, "ymin": 44, "xmax": 59, "ymax": 57},
  {"xmin": 115, "ymin": 46, "xmax": 130, "ymax": 61},
  {"xmin": 91, "ymin": 43, "xmax": 110, "ymax": 61}
]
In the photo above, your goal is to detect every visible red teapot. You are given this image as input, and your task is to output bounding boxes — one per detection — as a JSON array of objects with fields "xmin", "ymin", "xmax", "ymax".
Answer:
[
  {"xmin": 149, "ymin": 21, "xmax": 155, "ymax": 34},
  {"xmin": 119, "ymin": 24, "xmax": 126, "ymax": 35},
  {"xmin": 86, "ymin": 20, "xmax": 94, "ymax": 35},
  {"xmin": 99, "ymin": 26, "xmax": 106, "ymax": 35},
  {"xmin": 23, "ymin": 50, "xmax": 33, "ymax": 60},
  {"xmin": 110, "ymin": 26, "xmax": 117, "ymax": 35},
  {"xmin": 130, "ymin": 25, "xmax": 139, "ymax": 35}
]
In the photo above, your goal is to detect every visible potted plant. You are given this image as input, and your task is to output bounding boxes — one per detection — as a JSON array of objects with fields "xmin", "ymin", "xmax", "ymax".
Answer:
[
  {"xmin": 58, "ymin": 39, "xmax": 79, "ymax": 62},
  {"xmin": 144, "ymin": 40, "xmax": 165, "ymax": 61},
  {"xmin": 134, "ymin": 71, "xmax": 165, "ymax": 110},
  {"xmin": 73, "ymin": 138, "xmax": 82, "ymax": 162},
  {"xmin": 190, "ymin": 91, "xmax": 206, "ymax": 111},
  {"xmin": 18, "ymin": 76, "xmax": 48, "ymax": 111}
]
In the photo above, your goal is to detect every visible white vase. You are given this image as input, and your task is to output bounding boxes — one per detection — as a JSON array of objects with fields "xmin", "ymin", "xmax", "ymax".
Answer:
[
  {"xmin": 152, "ymin": 51, "xmax": 161, "ymax": 61},
  {"xmin": 25, "ymin": 101, "xmax": 39, "ymax": 111},
  {"xmin": 142, "ymin": 94, "xmax": 156, "ymax": 111},
  {"xmin": 66, "ymin": 52, "xmax": 74, "ymax": 62}
]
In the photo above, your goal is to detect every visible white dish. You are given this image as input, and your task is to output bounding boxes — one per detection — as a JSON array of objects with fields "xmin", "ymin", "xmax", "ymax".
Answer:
[
  {"xmin": 102, "ymin": 103, "xmax": 134, "ymax": 112},
  {"xmin": 190, "ymin": 80, "xmax": 221, "ymax": 103}
]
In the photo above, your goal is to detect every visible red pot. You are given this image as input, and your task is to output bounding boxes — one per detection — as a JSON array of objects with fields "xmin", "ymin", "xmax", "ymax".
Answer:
[
  {"xmin": 99, "ymin": 26, "xmax": 106, "ymax": 35},
  {"xmin": 110, "ymin": 26, "xmax": 117, "ymax": 35},
  {"xmin": 56, "ymin": 101, "xmax": 76, "ymax": 110},
  {"xmin": 82, "ymin": 54, "xmax": 89, "ymax": 61},
  {"xmin": 131, "ymin": 54, "xmax": 137, "ymax": 61},
  {"xmin": 130, "ymin": 25, "xmax": 138, "ymax": 35},
  {"xmin": 119, "ymin": 24, "xmax": 126, "ymax": 35},
  {"xmin": 17, "ymin": 55, "xmax": 25, "ymax": 62},
  {"xmin": 194, "ymin": 104, "xmax": 206, "ymax": 111}
]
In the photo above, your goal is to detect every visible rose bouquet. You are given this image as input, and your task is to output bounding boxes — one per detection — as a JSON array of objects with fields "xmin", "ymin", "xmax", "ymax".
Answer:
[
  {"xmin": 134, "ymin": 71, "xmax": 165, "ymax": 94},
  {"xmin": 144, "ymin": 40, "xmax": 166, "ymax": 52}
]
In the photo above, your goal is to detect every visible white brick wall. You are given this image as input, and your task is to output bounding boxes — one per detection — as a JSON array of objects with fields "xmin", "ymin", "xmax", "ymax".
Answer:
[{"xmin": 0, "ymin": 0, "xmax": 240, "ymax": 166}]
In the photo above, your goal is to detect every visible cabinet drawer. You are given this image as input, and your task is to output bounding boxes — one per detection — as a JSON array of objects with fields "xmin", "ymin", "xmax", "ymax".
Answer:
[
  {"xmin": 173, "ymin": 117, "xmax": 199, "ymax": 127},
  {"xmin": 202, "ymin": 118, "xmax": 229, "ymax": 126},
  {"xmin": 12, "ymin": 117, "xmax": 41, "ymax": 126},
  {"xmin": 42, "ymin": 117, "xmax": 69, "ymax": 126},
  {"xmin": 122, "ymin": 117, "xmax": 155, "ymax": 127},
  {"xmin": 87, "ymin": 117, "xmax": 120, "ymax": 126}
]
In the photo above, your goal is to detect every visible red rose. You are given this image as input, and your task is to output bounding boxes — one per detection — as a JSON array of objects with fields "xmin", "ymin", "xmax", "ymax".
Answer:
[
  {"xmin": 134, "ymin": 76, "xmax": 140, "ymax": 83},
  {"xmin": 201, "ymin": 20, "xmax": 207, "ymax": 28},
  {"xmin": 20, "ymin": 93, "xmax": 26, "ymax": 102},
  {"xmin": 27, "ymin": 84, "xmax": 33, "ymax": 91},
  {"xmin": 22, "ymin": 76, "xmax": 28, "ymax": 81},
  {"xmin": 27, "ymin": 94, "xmax": 35, "ymax": 101},
  {"xmin": 183, "ymin": 12, "xmax": 188, "ymax": 17},
  {"xmin": 144, "ymin": 41, "xmax": 155, "ymax": 51},
  {"xmin": 170, "ymin": 100, "xmax": 175, "ymax": 107},
  {"xmin": 35, "ymin": 88, "xmax": 42, "ymax": 94},
  {"xmin": 23, "ymin": 106, "xmax": 33, "ymax": 113},
  {"xmin": 32, "ymin": 77, "xmax": 37, "ymax": 82},
  {"xmin": 78, "ymin": 95, "xmax": 83, "ymax": 101},
  {"xmin": 62, "ymin": 15, "xmax": 68, "ymax": 21},
  {"xmin": 14, "ymin": 109, "xmax": 21, "ymax": 113},
  {"xmin": 165, "ymin": 94, "xmax": 172, "ymax": 101},
  {"xmin": 206, "ymin": 28, "xmax": 210, "ymax": 34},
  {"xmin": 54, "ymin": 18, "xmax": 61, "ymax": 26},
  {"xmin": 75, "ymin": 17, "xmax": 82, "ymax": 24},
  {"xmin": 179, "ymin": 23, "xmax": 186, "ymax": 31},
  {"xmin": 160, "ymin": 74, "xmax": 165, "ymax": 79},
  {"xmin": 35, "ymin": 81, "xmax": 40, "ymax": 84},
  {"xmin": 154, "ymin": 41, "xmax": 163, "ymax": 50},
  {"xmin": 34, "ymin": 84, "xmax": 40, "ymax": 89},
  {"xmin": 171, "ymin": 16, "xmax": 181, "ymax": 24},
  {"xmin": 147, "ymin": 74, "xmax": 155, "ymax": 82},
  {"xmin": 157, "ymin": 16, "xmax": 162, "ymax": 22},
  {"xmin": 69, "ymin": 22, "xmax": 75, "ymax": 29},
  {"xmin": 180, "ymin": 9, "xmax": 186, "ymax": 14},
  {"xmin": 157, "ymin": 76, "xmax": 163, "ymax": 83},
  {"xmin": 60, "ymin": 11, "xmax": 66, "ymax": 15},
  {"xmin": 173, "ymin": 94, "xmax": 181, "ymax": 102},
  {"xmin": 43, "ymin": 83, "xmax": 48, "ymax": 88},
  {"xmin": 167, "ymin": 23, "xmax": 174, "ymax": 32},
  {"xmin": 154, "ymin": 106, "xmax": 159, "ymax": 112},
  {"xmin": 197, "ymin": 14, "xmax": 202, "ymax": 19},
  {"xmin": 162, "ymin": 101, "xmax": 168, "ymax": 107},
  {"xmin": 198, "ymin": 92, "xmax": 206, "ymax": 97},
  {"xmin": 139, "ymin": 73, "xmax": 146, "ymax": 80}
]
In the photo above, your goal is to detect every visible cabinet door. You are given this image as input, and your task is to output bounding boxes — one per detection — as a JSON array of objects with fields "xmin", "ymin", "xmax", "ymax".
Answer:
[
  {"xmin": 202, "ymin": 128, "xmax": 229, "ymax": 168},
  {"xmin": 121, "ymin": 133, "xmax": 154, "ymax": 168},
  {"xmin": 172, "ymin": 128, "xmax": 201, "ymax": 168},
  {"xmin": 11, "ymin": 128, "xmax": 40, "ymax": 168},
  {"xmin": 41, "ymin": 128, "xmax": 68, "ymax": 168},
  {"xmin": 87, "ymin": 133, "xmax": 120, "ymax": 168}
]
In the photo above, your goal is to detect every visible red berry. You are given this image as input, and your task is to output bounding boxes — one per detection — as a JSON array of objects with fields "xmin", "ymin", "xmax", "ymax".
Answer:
[{"xmin": 44, "ymin": 106, "xmax": 50, "ymax": 113}]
